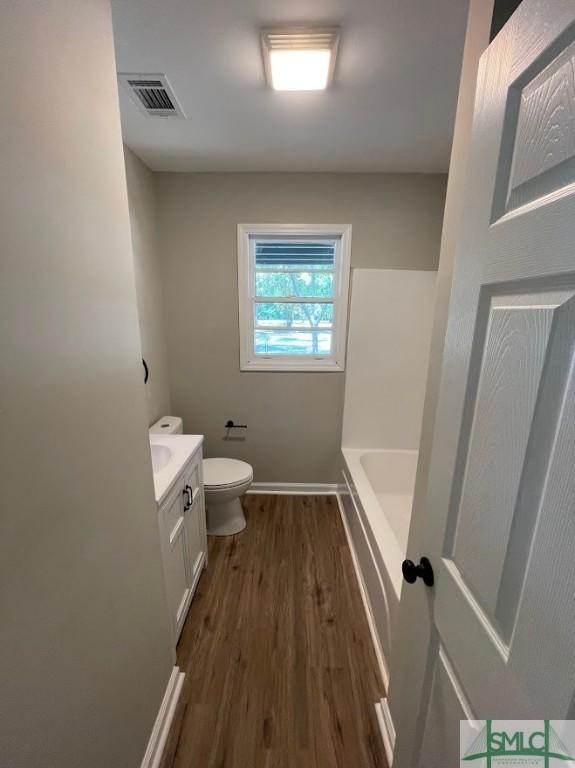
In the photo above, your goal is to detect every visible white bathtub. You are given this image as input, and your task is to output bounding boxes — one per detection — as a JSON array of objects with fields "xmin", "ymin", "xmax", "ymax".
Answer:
[{"xmin": 339, "ymin": 448, "xmax": 418, "ymax": 684}]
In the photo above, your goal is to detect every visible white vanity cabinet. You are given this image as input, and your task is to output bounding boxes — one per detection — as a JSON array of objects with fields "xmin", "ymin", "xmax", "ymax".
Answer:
[{"xmin": 155, "ymin": 441, "xmax": 207, "ymax": 645}]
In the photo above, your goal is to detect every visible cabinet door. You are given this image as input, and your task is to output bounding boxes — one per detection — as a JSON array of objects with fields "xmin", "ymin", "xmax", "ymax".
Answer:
[
  {"xmin": 185, "ymin": 494, "xmax": 203, "ymax": 587},
  {"xmin": 183, "ymin": 455, "xmax": 207, "ymax": 592},
  {"xmin": 160, "ymin": 485, "xmax": 191, "ymax": 643}
]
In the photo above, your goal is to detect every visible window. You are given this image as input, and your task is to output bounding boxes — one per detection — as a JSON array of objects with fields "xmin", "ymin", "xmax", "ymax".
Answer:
[{"xmin": 238, "ymin": 224, "xmax": 352, "ymax": 371}]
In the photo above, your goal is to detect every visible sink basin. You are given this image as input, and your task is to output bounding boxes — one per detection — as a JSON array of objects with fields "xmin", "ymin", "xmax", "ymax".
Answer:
[
  {"xmin": 150, "ymin": 443, "xmax": 172, "ymax": 472},
  {"xmin": 148, "ymin": 434, "xmax": 203, "ymax": 504}
]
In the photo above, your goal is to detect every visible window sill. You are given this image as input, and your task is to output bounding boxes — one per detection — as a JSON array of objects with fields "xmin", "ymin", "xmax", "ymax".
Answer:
[{"xmin": 240, "ymin": 359, "xmax": 344, "ymax": 372}]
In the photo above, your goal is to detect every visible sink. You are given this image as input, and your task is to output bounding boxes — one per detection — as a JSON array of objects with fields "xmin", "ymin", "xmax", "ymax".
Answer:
[
  {"xmin": 150, "ymin": 443, "xmax": 172, "ymax": 472},
  {"xmin": 148, "ymin": 434, "xmax": 203, "ymax": 504}
]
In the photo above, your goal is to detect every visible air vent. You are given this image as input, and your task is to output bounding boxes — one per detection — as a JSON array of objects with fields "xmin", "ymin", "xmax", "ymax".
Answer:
[{"xmin": 118, "ymin": 73, "xmax": 185, "ymax": 118}]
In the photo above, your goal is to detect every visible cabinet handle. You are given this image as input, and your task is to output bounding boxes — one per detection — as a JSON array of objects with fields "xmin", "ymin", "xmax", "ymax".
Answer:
[{"xmin": 185, "ymin": 485, "xmax": 193, "ymax": 509}]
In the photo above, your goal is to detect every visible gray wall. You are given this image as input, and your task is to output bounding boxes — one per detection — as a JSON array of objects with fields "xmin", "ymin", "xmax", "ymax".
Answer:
[
  {"xmin": 156, "ymin": 173, "xmax": 446, "ymax": 483},
  {"xmin": 0, "ymin": 2, "xmax": 173, "ymax": 767},
  {"xmin": 124, "ymin": 147, "xmax": 172, "ymax": 425}
]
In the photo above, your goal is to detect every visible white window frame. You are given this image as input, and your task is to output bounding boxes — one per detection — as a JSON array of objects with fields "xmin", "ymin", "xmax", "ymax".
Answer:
[{"xmin": 237, "ymin": 223, "xmax": 352, "ymax": 372}]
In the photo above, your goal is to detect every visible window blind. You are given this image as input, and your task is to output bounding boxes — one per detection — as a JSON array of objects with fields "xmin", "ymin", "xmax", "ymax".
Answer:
[{"xmin": 254, "ymin": 240, "xmax": 335, "ymax": 267}]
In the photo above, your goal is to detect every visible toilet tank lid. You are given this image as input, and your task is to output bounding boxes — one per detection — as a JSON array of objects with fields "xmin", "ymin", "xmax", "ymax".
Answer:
[{"xmin": 149, "ymin": 416, "xmax": 183, "ymax": 435}]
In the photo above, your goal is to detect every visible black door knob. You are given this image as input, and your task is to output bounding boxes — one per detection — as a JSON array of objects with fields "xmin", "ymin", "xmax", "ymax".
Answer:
[{"xmin": 402, "ymin": 556, "xmax": 434, "ymax": 587}]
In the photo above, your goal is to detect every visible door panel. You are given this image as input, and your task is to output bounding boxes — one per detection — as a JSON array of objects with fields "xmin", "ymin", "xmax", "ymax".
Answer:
[
  {"xmin": 446, "ymin": 288, "xmax": 575, "ymax": 622},
  {"xmin": 493, "ymin": 31, "xmax": 575, "ymax": 219},
  {"xmin": 449, "ymin": 292, "xmax": 557, "ymax": 612},
  {"xmin": 168, "ymin": 521, "xmax": 190, "ymax": 633},
  {"xmin": 419, "ymin": 646, "xmax": 474, "ymax": 768}
]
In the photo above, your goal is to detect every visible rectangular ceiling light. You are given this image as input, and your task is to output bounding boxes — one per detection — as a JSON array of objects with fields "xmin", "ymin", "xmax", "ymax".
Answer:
[{"xmin": 261, "ymin": 27, "xmax": 340, "ymax": 91}]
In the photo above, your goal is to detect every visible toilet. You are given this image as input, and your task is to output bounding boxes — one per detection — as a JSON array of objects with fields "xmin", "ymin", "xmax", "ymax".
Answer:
[
  {"xmin": 149, "ymin": 416, "xmax": 253, "ymax": 536},
  {"xmin": 203, "ymin": 458, "xmax": 253, "ymax": 536}
]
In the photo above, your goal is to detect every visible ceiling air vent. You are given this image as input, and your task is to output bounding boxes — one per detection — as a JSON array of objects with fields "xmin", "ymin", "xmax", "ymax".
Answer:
[{"xmin": 118, "ymin": 73, "xmax": 185, "ymax": 118}]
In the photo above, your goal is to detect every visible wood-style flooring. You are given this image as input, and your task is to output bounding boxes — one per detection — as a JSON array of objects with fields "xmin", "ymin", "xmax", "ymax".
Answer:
[{"xmin": 160, "ymin": 494, "xmax": 386, "ymax": 768}]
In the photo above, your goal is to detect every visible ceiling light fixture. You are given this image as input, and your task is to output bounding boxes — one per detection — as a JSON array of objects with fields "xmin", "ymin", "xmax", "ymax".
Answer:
[{"xmin": 261, "ymin": 26, "xmax": 340, "ymax": 91}]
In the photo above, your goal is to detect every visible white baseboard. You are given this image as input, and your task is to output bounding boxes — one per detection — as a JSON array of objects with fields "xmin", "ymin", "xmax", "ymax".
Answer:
[
  {"xmin": 140, "ymin": 666, "xmax": 185, "ymax": 768},
  {"xmin": 336, "ymin": 492, "xmax": 390, "ymax": 690},
  {"xmin": 247, "ymin": 482, "xmax": 338, "ymax": 495},
  {"xmin": 375, "ymin": 697, "xmax": 396, "ymax": 766}
]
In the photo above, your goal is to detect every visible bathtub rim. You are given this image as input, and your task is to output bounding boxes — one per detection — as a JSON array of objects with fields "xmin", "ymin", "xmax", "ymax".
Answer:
[{"xmin": 342, "ymin": 447, "xmax": 417, "ymax": 601}]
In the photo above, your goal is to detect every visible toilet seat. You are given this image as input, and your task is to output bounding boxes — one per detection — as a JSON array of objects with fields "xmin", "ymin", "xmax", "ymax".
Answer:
[{"xmin": 203, "ymin": 458, "xmax": 253, "ymax": 490}]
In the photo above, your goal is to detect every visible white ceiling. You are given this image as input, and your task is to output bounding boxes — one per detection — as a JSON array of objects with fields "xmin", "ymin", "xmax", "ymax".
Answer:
[{"xmin": 112, "ymin": 0, "xmax": 470, "ymax": 173}]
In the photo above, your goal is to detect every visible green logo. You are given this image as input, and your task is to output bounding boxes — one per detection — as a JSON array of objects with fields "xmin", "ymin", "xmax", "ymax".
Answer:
[{"xmin": 462, "ymin": 721, "xmax": 574, "ymax": 767}]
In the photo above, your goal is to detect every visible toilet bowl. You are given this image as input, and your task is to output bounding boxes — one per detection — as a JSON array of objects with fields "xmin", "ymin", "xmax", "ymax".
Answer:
[{"xmin": 203, "ymin": 458, "xmax": 253, "ymax": 536}]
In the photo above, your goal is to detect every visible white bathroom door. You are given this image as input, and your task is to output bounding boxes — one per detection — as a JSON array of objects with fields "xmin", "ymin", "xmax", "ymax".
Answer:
[{"xmin": 397, "ymin": 1, "xmax": 575, "ymax": 765}]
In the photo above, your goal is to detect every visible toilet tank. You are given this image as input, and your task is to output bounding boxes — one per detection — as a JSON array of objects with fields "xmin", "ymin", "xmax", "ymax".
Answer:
[{"xmin": 149, "ymin": 415, "xmax": 183, "ymax": 435}]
